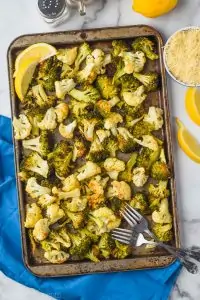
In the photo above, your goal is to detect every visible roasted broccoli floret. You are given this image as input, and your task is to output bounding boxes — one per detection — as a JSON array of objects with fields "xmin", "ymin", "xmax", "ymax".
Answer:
[
  {"xmin": 48, "ymin": 141, "xmax": 72, "ymax": 178},
  {"xmin": 69, "ymin": 86, "xmax": 100, "ymax": 103},
  {"xmin": 38, "ymin": 107, "xmax": 57, "ymax": 131},
  {"xmin": 22, "ymin": 131, "xmax": 50, "ymax": 157},
  {"xmin": 105, "ymin": 138, "xmax": 119, "ymax": 157},
  {"xmin": 152, "ymin": 198, "xmax": 172, "ymax": 224},
  {"xmin": 89, "ymin": 207, "xmax": 121, "ymax": 235},
  {"xmin": 121, "ymin": 85, "xmax": 147, "ymax": 107},
  {"xmin": 21, "ymin": 151, "xmax": 49, "ymax": 178},
  {"xmin": 55, "ymin": 78, "xmax": 76, "ymax": 99},
  {"xmin": 72, "ymin": 139, "xmax": 87, "ymax": 162},
  {"xmin": 112, "ymin": 240, "xmax": 130, "ymax": 259},
  {"xmin": 13, "ymin": 114, "xmax": 32, "ymax": 140},
  {"xmin": 41, "ymin": 239, "xmax": 60, "ymax": 252},
  {"xmin": 132, "ymin": 120, "xmax": 154, "ymax": 138},
  {"xmin": 37, "ymin": 56, "xmax": 62, "ymax": 92},
  {"xmin": 130, "ymin": 193, "xmax": 149, "ymax": 214},
  {"xmin": 143, "ymin": 106, "xmax": 163, "ymax": 130},
  {"xmin": 57, "ymin": 47, "xmax": 78, "ymax": 65},
  {"xmin": 148, "ymin": 181, "xmax": 170, "ymax": 204},
  {"xmin": 32, "ymin": 84, "xmax": 56, "ymax": 108},
  {"xmin": 152, "ymin": 223, "xmax": 173, "ymax": 242},
  {"xmin": 69, "ymin": 100, "xmax": 90, "ymax": 118},
  {"xmin": 96, "ymin": 75, "xmax": 119, "ymax": 99},
  {"xmin": 151, "ymin": 161, "xmax": 170, "ymax": 181},
  {"xmin": 98, "ymin": 233, "xmax": 115, "ymax": 259},
  {"xmin": 80, "ymin": 227, "xmax": 99, "ymax": 243},
  {"xmin": 84, "ymin": 245, "xmax": 100, "ymax": 262},
  {"xmin": 24, "ymin": 203, "xmax": 42, "ymax": 228},
  {"xmin": 77, "ymin": 161, "xmax": 101, "ymax": 181},
  {"xmin": 104, "ymin": 113, "xmax": 123, "ymax": 136},
  {"xmin": 118, "ymin": 74, "xmax": 140, "ymax": 90},
  {"xmin": 133, "ymin": 72, "xmax": 159, "ymax": 92},
  {"xmin": 54, "ymin": 102, "xmax": 69, "ymax": 123},
  {"xmin": 117, "ymin": 127, "xmax": 137, "ymax": 153},
  {"xmin": 46, "ymin": 203, "xmax": 65, "ymax": 224},
  {"xmin": 104, "ymin": 157, "xmax": 125, "ymax": 180},
  {"xmin": 87, "ymin": 136, "xmax": 109, "ymax": 162},
  {"xmin": 132, "ymin": 37, "xmax": 159, "ymax": 60},
  {"xmin": 132, "ymin": 167, "xmax": 148, "ymax": 187},
  {"xmin": 136, "ymin": 147, "xmax": 161, "ymax": 170},
  {"xmin": 107, "ymin": 181, "xmax": 132, "ymax": 201},
  {"xmin": 74, "ymin": 42, "xmax": 91, "ymax": 71},
  {"xmin": 69, "ymin": 231, "xmax": 91, "ymax": 256},
  {"xmin": 112, "ymin": 40, "xmax": 129, "ymax": 57},
  {"xmin": 119, "ymin": 152, "xmax": 138, "ymax": 182},
  {"xmin": 59, "ymin": 120, "xmax": 77, "ymax": 139},
  {"xmin": 25, "ymin": 108, "xmax": 44, "ymax": 136},
  {"xmin": 44, "ymin": 250, "xmax": 69, "ymax": 264},
  {"xmin": 26, "ymin": 177, "xmax": 51, "ymax": 199},
  {"xmin": 33, "ymin": 218, "xmax": 50, "ymax": 241},
  {"xmin": 95, "ymin": 96, "xmax": 120, "ymax": 117}
]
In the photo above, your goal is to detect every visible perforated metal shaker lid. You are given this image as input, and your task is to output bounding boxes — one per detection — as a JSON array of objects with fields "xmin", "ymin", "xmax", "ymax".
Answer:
[{"xmin": 38, "ymin": 0, "xmax": 66, "ymax": 19}]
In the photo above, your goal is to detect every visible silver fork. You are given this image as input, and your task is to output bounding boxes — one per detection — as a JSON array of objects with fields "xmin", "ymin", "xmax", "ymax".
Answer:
[{"xmin": 112, "ymin": 204, "xmax": 200, "ymax": 274}]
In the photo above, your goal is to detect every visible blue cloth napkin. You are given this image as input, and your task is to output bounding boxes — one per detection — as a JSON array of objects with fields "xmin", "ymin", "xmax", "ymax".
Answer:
[{"xmin": 0, "ymin": 115, "xmax": 181, "ymax": 300}]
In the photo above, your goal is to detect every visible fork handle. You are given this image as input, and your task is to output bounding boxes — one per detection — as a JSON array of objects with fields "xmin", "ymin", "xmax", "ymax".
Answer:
[{"xmin": 145, "ymin": 230, "xmax": 198, "ymax": 274}]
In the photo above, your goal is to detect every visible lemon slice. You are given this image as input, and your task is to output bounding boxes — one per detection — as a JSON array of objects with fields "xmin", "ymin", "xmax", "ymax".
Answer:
[
  {"xmin": 14, "ymin": 43, "xmax": 57, "ymax": 101},
  {"xmin": 185, "ymin": 87, "xmax": 200, "ymax": 126},
  {"xmin": 176, "ymin": 118, "xmax": 200, "ymax": 163},
  {"xmin": 15, "ymin": 61, "xmax": 37, "ymax": 102},
  {"xmin": 14, "ymin": 43, "xmax": 57, "ymax": 77}
]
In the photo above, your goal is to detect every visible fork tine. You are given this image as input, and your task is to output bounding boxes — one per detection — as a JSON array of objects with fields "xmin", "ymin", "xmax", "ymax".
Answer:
[
  {"xmin": 120, "ymin": 210, "xmax": 137, "ymax": 226},
  {"xmin": 112, "ymin": 230, "xmax": 132, "ymax": 238},
  {"xmin": 111, "ymin": 235, "xmax": 130, "ymax": 245},
  {"xmin": 112, "ymin": 228, "xmax": 132, "ymax": 234},
  {"xmin": 126, "ymin": 204, "xmax": 142, "ymax": 220},
  {"xmin": 124, "ymin": 206, "xmax": 141, "ymax": 222}
]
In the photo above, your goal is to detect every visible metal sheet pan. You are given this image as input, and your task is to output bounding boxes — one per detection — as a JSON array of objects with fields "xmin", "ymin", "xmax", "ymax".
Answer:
[{"xmin": 7, "ymin": 25, "xmax": 180, "ymax": 277}]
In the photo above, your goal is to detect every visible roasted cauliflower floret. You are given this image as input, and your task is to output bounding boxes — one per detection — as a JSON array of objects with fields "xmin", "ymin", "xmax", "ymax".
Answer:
[
  {"xmin": 13, "ymin": 114, "xmax": 32, "ymax": 140},
  {"xmin": 59, "ymin": 120, "xmax": 77, "ymax": 139},
  {"xmin": 46, "ymin": 203, "xmax": 65, "ymax": 224},
  {"xmin": 72, "ymin": 139, "xmax": 87, "ymax": 162},
  {"xmin": 143, "ymin": 107, "xmax": 163, "ymax": 130},
  {"xmin": 26, "ymin": 177, "xmax": 51, "ymax": 199},
  {"xmin": 152, "ymin": 223, "xmax": 173, "ymax": 242},
  {"xmin": 79, "ymin": 118, "xmax": 99, "ymax": 141},
  {"xmin": 55, "ymin": 78, "xmax": 76, "ymax": 99},
  {"xmin": 77, "ymin": 161, "xmax": 101, "ymax": 181},
  {"xmin": 22, "ymin": 131, "xmax": 50, "ymax": 158},
  {"xmin": 104, "ymin": 113, "xmax": 123, "ymax": 136},
  {"xmin": 24, "ymin": 203, "xmax": 42, "ymax": 228},
  {"xmin": 89, "ymin": 207, "xmax": 121, "ymax": 235},
  {"xmin": 38, "ymin": 108, "xmax": 57, "ymax": 130},
  {"xmin": 62, "ymin": 174, "xmax": 80, "ymax": 192},
  {"xmin": 107, "ymin": 181, "xmax": 131, "ymax": 201},
  {"xmin": 65, "ymin": 197, "xmax": 88, "ymax": 212},
  {"xmin": 32, "ymin": 84, "xmax": 56, "ymax": 108},
  {"xmin": 52, "ymin": 187, "xmax": 81, "ymax": 200},
  {"xmin": 44, "ymin": 250, "xmax": 69, "ymax": 264},
  {"xmin": 54, "ymin": 102, "xmax": 69, "ymax": 123},
  {"xmin": 134, "ymin": 135, "xmax": 159, "ymax": 151},
  {"xmin": 121, "ymin": 86, "xmax": 147, "ymax": 107},
  {"xmin": 152, "ymin": 198, "xmax": 172, "ymax": 224},
  {"xmin": 38, "ymin": 194, "xmax": 57, "ymax": 208},
  {"xmin": 33, "ymin": 218, "xmax": 50, "ymax": 241},
  {"xmin": 57, "ymin": 47, "xmax": 78, "ymax": 65},
  {"xmin": 104, "ymin": 158, "xmax": 125, "ymax": 180},
  {"xmin": 132, "ymin": 167, "xmax": 148, "ymax": 187}
]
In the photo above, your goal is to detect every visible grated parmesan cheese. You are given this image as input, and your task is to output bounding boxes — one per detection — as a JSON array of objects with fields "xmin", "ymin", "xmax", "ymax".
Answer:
[{"xmin": 165, "ymin": 29, "xmax": 200, "ymax": 85}]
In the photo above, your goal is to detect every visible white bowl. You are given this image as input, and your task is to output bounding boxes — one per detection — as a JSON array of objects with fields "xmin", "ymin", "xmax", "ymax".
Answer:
[{"xmin": 164, "ymin": 26, "xmax": 200, "ymax": 87}]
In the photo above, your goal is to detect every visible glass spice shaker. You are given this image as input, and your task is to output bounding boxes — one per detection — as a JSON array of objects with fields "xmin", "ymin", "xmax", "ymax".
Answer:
[{"xmin": 37, "ymin": 0, "xmax": 71, "ymax": 26}]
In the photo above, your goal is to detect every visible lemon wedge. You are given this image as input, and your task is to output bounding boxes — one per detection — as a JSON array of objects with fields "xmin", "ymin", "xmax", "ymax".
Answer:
[
  {"xmin": 14, "ymin": 43, "xmax": 57, "ymax": 101},
  {"xmin": 185, "ymin": 87, "xmax": 200, "ymax": 126},
  {"xmin": 176, "ymin": 118, "xmax": 200, "ymax": 163}
]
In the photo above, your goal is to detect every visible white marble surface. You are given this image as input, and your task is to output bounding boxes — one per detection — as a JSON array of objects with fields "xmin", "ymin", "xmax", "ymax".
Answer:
[{"xmin": 1, "ymin": 0, "xmax": 200, "ymax": 299}]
